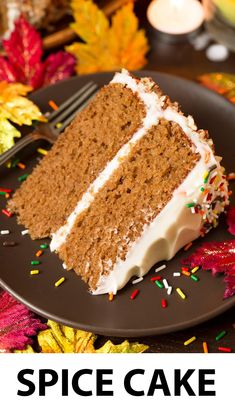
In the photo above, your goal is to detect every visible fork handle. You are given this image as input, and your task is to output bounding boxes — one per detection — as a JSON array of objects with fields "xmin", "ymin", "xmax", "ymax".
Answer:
[{"xmin": 0, "ymin": 132, "xmax": 48, "ymax": 167}]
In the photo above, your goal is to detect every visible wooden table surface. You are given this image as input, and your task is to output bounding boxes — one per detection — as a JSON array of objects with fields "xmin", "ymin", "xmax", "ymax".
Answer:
[{"xmin": 98, "ymin": 0, "xmax": 235, "ymax": 353}]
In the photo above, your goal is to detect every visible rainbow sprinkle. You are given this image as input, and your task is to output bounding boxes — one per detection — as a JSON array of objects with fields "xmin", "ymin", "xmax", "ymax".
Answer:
[
  {"xmin": 0, "ymin": 188, "xmax": 12, "ymax": 193},
  {"xmin": 151, "ymin": 276, "xmax": 162, "ymax": 281},
  {"xmin": 2, "ymin": 209, "xmax": 12, "ymax": 218},
  {"xmin": 132, "ymin": 277, "xmax": 143, "ymax": 285},
  {"xmin": 109, "ymin": 292, "xmax": 114, "ymax": 301},
  {"xmin": 186, "ymin": 202, "xmax": 196, "ymax": 208},
  {"xmin": 17, "ymin": 162, "xmax": 26, "ymax": 170},
  {"xmin": 203, "ymin": 342, "xmax": 208, "ymax": 353},
  {"xmin": 155, "ymin": 264, "xmax": 166, "ymax": 273},
  {"xmin": 40, "ymin": 244, "xmax": 49, "ymax": 249},
  {"xmin": 184, "ymin": 336, "xmax": 196, "ymax": 346},
  {"xmin": 48, "ymin": 100, "xmax": 59, "ymax": 111},
  {"xmin": 191, "ymin": 274, "xmax": 199, "ymax": 282},
  {"xmin": 55, "ymin": 277, "xmax": 65, "ymax": 287},
  {"xmin": 176, "ymin": 288, "xmax": 186, "ymax": 300},
  {"xmin": 218, "ymin": 347, "xmax": 232, "ymax": 353},
  {"xmin": 162, "ymin": 278, "xmax": 169, "ymax": 289},
  {"xmin": 167, "ymin": 286, "xmax": 173, "ymax": 295},
  {"xmin": 18, "ymin": 173, "xmax": 28, "ymax": 182},
  {"xmin": 37, "ymin": 148, "xmax": 48, "ymax": 156},
  {"xmin": 203, "ymin": 171, "xmax": 209, "ymax": 183},
  {"xmin": 30, "ymin": 270, "xmax": 40, "ymax": 275},
  {"xmin": 182, "ymin": 270, "xmax": 190, "ymax": 277},
  {"xmin": 0, "ymin": 230, "xmax": 10, "ymax": 235},
  {"xmin": 215, "ymin": 330, "xmax": 226, "ymax": 341},
  {"xmin": 130, "ymin": 289, "xmax": 139, "ymax": 300},
  {"xmin": 21, "ymin": 229, "xmax": 29, "ymax": 235},
  {"xmin": 155, "ymin": 280, "xmax": 164, "ymax": 289}
]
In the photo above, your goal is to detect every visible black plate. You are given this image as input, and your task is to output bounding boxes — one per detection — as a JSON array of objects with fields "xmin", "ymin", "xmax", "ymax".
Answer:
[{"xmin": 0, "ymin": 71, "xmax": 235, "ymax": 337}]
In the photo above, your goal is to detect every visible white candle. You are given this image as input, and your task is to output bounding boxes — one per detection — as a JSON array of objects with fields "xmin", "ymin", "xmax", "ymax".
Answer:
[{"xmin": 147, "ymin": 0, "xmax": 204, "ymax": 35}]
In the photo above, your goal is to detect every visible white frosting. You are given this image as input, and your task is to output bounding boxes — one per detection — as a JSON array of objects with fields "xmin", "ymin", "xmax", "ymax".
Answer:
[
  {"xmin": 49, "ymin": 69, "xmax": 228, "ymax": 295},
  {"xmin": 93, "ymin": 160, "xmax": 209, "ymax": 295}
]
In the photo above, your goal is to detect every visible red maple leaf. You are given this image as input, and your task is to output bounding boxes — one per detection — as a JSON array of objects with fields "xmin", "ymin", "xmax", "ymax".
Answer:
[
  {"xmin": 0, "ymin": 58, "xmax": 18, "ymax": 82},
  {"xmin": 0, "ymin": 290, "xmax": 46, "ymax": 352},
  {"xmin": 183, "ymin": 240, "xmax": 235, "ymax": 299},
  {"xmin": 0, "ymin": 15, "xmax": 75, "ymax": 89},
  {"xmin": 43, "ymin": 51, "xmax": 77, "ymax": 86}
]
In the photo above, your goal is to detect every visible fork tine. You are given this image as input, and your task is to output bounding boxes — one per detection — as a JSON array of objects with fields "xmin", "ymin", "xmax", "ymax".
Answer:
[
  {"xmin": 47, "ymin": 81, "xmax": 95, "ymax": 122},
  {"xmin": 52, "ymin": 84, "xmax": 99, "ymax": 127},
  {"xmin": 55, "ymin": 90, "xmax": 98, "ymax": 134}
]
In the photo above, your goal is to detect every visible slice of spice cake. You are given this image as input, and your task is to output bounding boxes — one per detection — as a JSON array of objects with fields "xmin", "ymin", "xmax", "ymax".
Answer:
[
  {"xmin": 8, "ymin": 82, "xmax": 145, "ymax": 238},
  {"xmin": 9, "ymin": 70, "xmax": 229, "ymax": 295}
]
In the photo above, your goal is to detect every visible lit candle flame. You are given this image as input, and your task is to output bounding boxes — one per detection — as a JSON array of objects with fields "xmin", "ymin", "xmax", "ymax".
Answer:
[{"xmin": 170, "ymin": 0, "xmax": 184, "ymax": 10}]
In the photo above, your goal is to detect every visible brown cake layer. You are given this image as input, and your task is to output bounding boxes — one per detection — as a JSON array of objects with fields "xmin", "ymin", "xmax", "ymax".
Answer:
[
  {"xmin": 57, "ymin": 119, "xmax": 200, "ymax": 290},
  {"xmin": 8, "ymin": 83, "xmax": 145, "ymax": 238}
]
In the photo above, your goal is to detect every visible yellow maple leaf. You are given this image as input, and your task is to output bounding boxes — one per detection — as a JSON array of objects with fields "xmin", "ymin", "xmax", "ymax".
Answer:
[
  {"xmin": 71, "ymin": 0, "xmax": 109, "ymax": 44},
  {"xmin": 25, "ymin": 320, "xmax": 148, "ymax": 353},
  {"xmin": 96, "ymin": 340, "xmax": 148, "ymax": 354},
  {"xmin": 0, "ymin": 118, "xmax": 21, "ymax": 154},
  {"xmin": 66, "ymin": 0, "xmax": 149, "ymax": 74},
  {"xmin": 109, "ymin": 3, "xmax": 149, "ymax": 70},
  {"xmin": 0, "ymin": 81, "xmax": 46, "ymax": 154}
]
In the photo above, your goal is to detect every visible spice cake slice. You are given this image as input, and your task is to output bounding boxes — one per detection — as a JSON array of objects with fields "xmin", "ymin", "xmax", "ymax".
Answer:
[
  {"xmin": 9, "ymin": 70, "xmax": 229, "ymax": 295},
  {"xmin": 8, "ymin": 81, "xmax": 145, "ymax": 238}
]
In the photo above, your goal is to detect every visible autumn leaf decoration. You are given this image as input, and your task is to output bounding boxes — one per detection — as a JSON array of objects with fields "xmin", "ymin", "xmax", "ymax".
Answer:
[
  {"xmin": 67, "ymin": 0, "xmax": 149, "ymax": 74},
  {"xmin": 16, "ymin": 320, "xmax": 148, "ymax": 353},
  {"xmin": 0, "ymin": 290, "xmax": 46, "ymax": 352},
  {"xmin": 0, "ymin": 15, "xmax": 76, "ymax": 89},
  {"xmin": 183, "ymin": 239, "xmax": 235, "ymax": 299},
  {"xmin": 198, "ymin": 73, "xmax": 235, "ymax": 104},
  {"xmin": 0, "ymin": 82, "xmax": 46, "ymax": 154}
]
